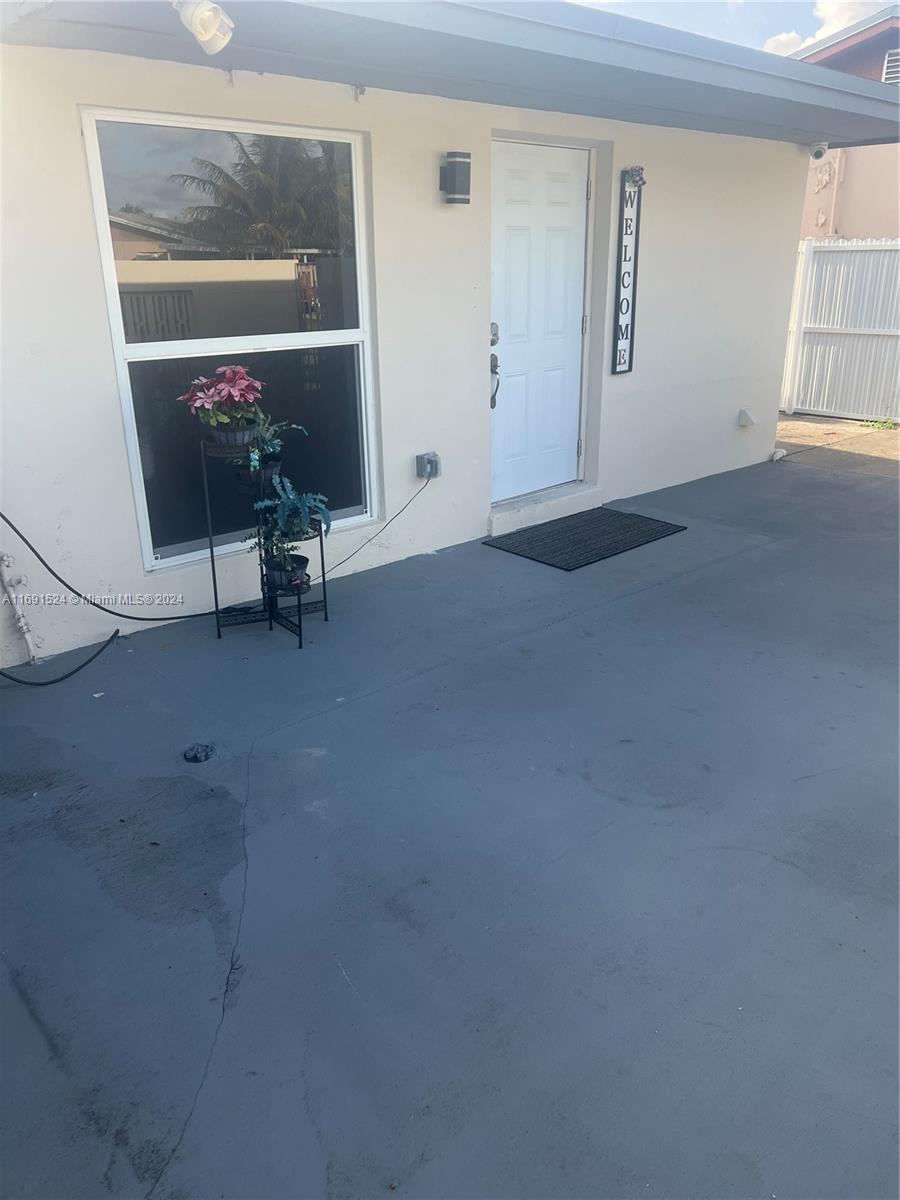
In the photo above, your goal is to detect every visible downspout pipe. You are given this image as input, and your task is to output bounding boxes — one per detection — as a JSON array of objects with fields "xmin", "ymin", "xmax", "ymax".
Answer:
[{"xmin": 1, "ymin": 552, "xmax": 37, "ymax": 663}]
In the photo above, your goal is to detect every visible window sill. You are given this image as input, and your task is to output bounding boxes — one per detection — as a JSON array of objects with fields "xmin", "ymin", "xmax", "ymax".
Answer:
[{"xmin": 144, "ymin": 511, "xmax": 374, "ymax": 573}]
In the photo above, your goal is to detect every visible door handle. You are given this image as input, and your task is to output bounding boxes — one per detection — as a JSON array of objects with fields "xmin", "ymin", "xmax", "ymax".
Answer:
[{"xmin": 490, "ymin": 352, "xmax": 500, "ymax": 409}]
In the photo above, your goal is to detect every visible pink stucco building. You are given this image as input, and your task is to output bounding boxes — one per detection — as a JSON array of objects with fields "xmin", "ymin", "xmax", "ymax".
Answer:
[{"xmin": 794, "ymin": 6, "xmax": 899, "ymax": 239}]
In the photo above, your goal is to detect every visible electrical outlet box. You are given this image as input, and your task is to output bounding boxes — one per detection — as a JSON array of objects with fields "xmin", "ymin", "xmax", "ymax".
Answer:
[{"xmin": 416, "ymin": 451, "xmax": 441, "ymax": 479}]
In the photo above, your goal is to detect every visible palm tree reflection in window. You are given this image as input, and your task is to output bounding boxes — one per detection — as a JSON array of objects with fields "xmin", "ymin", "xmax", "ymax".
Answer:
[
  {"xmin": 172, "ymin": 135, "xmax": 354, "ymax": 256},
  {"xmin": 171, "ymin": 134, "xmax": 356, "ymax": 331}
]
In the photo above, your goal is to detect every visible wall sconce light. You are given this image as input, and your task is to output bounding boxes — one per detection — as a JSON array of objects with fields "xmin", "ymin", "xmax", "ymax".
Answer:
[
  {"xmin": 439, "ymin": 152, "xmax": 471, "ymax": 204},
  {"xmin": 172, "ymin": 1, "xmax": 234, "ymax": 54},
  {"xmin": 624, "ymin": 165, "xmax": 647, "ymax": 189}
]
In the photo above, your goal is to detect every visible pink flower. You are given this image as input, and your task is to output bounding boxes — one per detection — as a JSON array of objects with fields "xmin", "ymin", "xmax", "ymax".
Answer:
[
  {"xmin": 177, "ymin": 365, "xmax": 264, "ymax": 426},
  {"xmin": 214, "ymin": 365, "xmax": 264, "ymax": 402}
]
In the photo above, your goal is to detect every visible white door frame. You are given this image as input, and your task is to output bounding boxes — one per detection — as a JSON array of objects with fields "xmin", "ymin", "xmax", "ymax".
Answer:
[{"xmin": 490, "ymin": 136, "xmax": 598, "ymax": 503}]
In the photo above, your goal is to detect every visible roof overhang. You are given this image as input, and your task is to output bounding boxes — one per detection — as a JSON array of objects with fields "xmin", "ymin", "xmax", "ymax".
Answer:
[{"xmin": 2, "ymin": 0, "xmax": 898, "ymax": 147}]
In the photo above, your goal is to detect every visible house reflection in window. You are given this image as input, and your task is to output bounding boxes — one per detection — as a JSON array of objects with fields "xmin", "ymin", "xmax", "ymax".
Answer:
[{"xmin": 98, "ymin": 125, "xmax": 358, "ymax": 343}]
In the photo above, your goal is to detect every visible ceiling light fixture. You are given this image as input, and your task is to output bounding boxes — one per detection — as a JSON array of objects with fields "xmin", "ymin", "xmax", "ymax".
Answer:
[{"xmin": 172, "ymin": 1, "xmax": 234, "ymax": 55}]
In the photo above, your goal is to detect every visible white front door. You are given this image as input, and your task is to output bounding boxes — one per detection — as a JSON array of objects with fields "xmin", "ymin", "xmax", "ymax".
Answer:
[{"xmin": 490, "ymin": 140, "xmax": 589, "ymax": 503}]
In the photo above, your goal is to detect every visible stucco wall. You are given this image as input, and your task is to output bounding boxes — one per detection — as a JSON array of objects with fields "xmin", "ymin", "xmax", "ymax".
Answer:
[
  {"xmin": 0, "ymin": 44, "xmax": 807, "ymax": 663},
  {"xmin": 800, "ymin": 145, "xmax": 900, "ymax": 239},
  {"xmin": 834, "ymin": 145, "xmax": 900, "ymax": 239}
]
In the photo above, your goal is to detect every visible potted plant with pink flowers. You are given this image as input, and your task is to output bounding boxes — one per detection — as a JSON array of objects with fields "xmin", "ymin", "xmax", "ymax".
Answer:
[{"xmin": 177, "ymin": 365, "xmax": 265, "ymax": 447}]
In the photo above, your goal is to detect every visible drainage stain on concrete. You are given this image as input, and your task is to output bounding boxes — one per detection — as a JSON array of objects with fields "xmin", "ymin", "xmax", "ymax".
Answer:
[
  {"xmin": 783, "ymin": 814, "xmax": 898, "ymax": 907},
  {"xmin": 1, "ymin": 726, "xmax": 248, "ymax": 1197},
  {"xmin": 1, "ymin": 729, "xmax": 244, "ymax": 959}
]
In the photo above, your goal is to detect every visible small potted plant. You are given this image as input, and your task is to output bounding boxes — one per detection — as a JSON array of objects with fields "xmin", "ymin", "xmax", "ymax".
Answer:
[
  {"xmin": 253, "ymin": 473, "xmax": 330, "ymax": 592},
  {"xmin": 235, "ymin": 415, "xmax": 307, "ymax": 495},
  {"xmin": 177, "ymin": 365, "xmax": 264, "ymax": 447}
]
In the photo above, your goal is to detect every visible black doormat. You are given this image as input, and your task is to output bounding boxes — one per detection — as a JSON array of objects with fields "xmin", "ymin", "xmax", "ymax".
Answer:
[{"xmin": 483, "ymin": 506, "xmax": 686, "ymax": 571}]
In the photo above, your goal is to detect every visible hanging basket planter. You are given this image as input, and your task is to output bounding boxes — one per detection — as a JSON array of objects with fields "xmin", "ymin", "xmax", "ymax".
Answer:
[
  {"xmin": 178, "ymin": 367, "xmax": 265, "ymax": 448},
  {"xmin": 236, "ymin": 457, "xmax": 282, "ymax": 496},
  {"xmin": 207, "ymin": 419, "xmax": 258, "ymax": 449},
  {"xmin": 264, "ymin": 553, "xmax": 311, "ymax": 593}
]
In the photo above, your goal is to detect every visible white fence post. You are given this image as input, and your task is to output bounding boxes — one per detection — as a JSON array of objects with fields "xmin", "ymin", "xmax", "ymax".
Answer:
[{"xmin": 780, "ymin": 239, "xmax": 812, "ymax": 415}]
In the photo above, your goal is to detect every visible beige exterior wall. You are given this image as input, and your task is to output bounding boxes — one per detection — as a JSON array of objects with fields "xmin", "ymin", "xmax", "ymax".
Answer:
[
  {"xmin": 110, "ymin": 224, "xmax": 169, "ymax": 260},
  {"xmin": 799, "ymin": 144, "xmax": 900, "ymax": 239},
  {"xmin": 0, "ymin": 44, "xmax": 807, "ymax": 662}
]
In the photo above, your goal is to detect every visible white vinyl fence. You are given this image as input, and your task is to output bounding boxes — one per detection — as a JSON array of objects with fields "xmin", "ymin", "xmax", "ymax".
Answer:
[{"xmin": 781, "ymin": 238, "xmax": 899, "ymax": 421}]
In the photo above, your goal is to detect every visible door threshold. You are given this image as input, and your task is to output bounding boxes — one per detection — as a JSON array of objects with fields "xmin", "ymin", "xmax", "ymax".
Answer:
[
  {"xmin": 491, "ymin": 478, "xmax": 580, "ymax": 510},
  {"xmin": 488, "ymin": 480, "xmax": 604, "ymax": 538}
]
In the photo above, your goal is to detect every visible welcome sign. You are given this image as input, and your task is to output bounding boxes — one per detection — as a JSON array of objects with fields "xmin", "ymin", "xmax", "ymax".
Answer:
[{"xmin": 611, "ymin": 168, "xmax": 644, "ymax": 374}]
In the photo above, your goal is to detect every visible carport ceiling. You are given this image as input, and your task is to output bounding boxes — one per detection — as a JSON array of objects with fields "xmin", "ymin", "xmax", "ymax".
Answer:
[{"xmin": 3, "ymin": 0, "xmax": 898, "ymax": 146}]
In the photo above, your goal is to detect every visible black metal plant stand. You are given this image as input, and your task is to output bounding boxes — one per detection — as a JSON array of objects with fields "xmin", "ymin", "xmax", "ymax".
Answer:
[{"xmin": 200, "ymin": 438, "xmax": 329, "ymax": 649}]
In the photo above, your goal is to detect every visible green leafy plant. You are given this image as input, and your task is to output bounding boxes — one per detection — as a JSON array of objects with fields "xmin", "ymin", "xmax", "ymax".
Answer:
[
  {"xmin": 861, "ymin": 417, "xmax": 898, "ymax": 430},
  {"xmin": 257, "ymin": 415, "xmax": 307, "ymax": 458},
  {"xmin": 241, "ymin": 415, "xmax": 308, "ymax": 471},
  {"xmin": 251, "ymin": 473, "xmax": 330, "ymax": 570}
]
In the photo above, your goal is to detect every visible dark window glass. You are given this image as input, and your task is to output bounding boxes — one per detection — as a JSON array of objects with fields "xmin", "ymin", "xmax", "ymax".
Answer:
[
  {"xmin": 129, "ymin": 347, "xmax": 365, "ymax": 559},
  {"xmin": 97, "ymin": 122, "xmax": 359, "ymax": 341}
]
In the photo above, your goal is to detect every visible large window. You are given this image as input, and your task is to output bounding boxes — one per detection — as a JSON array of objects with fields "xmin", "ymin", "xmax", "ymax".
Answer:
[
  {"xmin": 87, "ymin": 112, "xmax": 371, "ymax": 564},
  {"xmin": 129, "ymin": 347, "xmax": 365, "ymax": 558}
]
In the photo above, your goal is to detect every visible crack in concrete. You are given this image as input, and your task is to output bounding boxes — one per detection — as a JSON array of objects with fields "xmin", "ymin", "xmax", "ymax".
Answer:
[
  {"xmin": 3, "ymin": 958, "xmax": 69, "ymax": 1072},
  {"xmin": 334, "ymin": 955, "xmax": 363, "ymax": 1002},
  {"xmin": 143, "ymin": 737, "xmax": 255, "ymax": 1200}
]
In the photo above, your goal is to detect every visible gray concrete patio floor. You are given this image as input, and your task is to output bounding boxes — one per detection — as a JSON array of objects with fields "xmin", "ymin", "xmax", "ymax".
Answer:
[{"xmin": 2, "ymin": 456, "xmax": 897, "ymax": 1200}]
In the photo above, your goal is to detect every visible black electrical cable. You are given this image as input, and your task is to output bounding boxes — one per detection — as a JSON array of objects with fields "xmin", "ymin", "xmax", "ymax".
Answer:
[
  {"xmin": 0, "ymin": 629, "xmax": 120, "ymax": 687},
  {"xmin": 0, "ymin": 510, "xmax": 216, "ymax": 622},
  {"xmin": 1, "ymin": 477, "xmax": 431, "ymax": 629},
  {"xmin": 308, "ymin": 476, "xmax": 431, "ymax": 583},
  {"xmin": 0, "ymin": 481, "xmax": 432, "ymax": 686}
]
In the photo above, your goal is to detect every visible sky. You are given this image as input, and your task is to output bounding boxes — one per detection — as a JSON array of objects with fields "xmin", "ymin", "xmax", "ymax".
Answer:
[{"xmin": 573, "ymin": 1, "xmax": 889, "ymax": 55}]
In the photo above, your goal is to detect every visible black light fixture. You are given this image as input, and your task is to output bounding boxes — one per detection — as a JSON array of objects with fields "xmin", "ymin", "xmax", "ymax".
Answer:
[{"xmin": 439, "ymin": 152, "xmax": 471, "ymax": 204}]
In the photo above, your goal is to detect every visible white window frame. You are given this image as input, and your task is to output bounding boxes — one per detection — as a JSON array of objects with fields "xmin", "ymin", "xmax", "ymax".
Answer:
[{"xmin": 81, "ymin": 106, "xmax": 377, "ymax": 572}]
